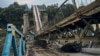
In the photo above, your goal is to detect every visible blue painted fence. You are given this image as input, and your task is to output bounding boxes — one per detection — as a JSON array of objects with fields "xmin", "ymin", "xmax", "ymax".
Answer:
[{"xmin": 2, "ymin": 24, "xmax": 26, "ymax": 56}]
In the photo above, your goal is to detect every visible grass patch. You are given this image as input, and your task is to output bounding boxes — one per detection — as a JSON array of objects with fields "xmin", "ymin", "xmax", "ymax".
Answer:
[{"xmin": 0, "ymin": 29, "xmax": 6, "ymax": 54}]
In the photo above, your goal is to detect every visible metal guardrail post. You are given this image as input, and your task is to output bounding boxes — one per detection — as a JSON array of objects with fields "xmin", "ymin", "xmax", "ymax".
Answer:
[
  {"xmin": 18, "ymin": 37, "xmax": 23, "ymax": 56},
  {"xmin": 2, "ymin": 24, "xmax": 14, "ymax": 56},
  {"xmin": 2, "ymin": 24, "xmax": 25, "ymax": 56},
  {"xmin": 12, "ymin": 36, "xmax": 18, "ymax": 56}
]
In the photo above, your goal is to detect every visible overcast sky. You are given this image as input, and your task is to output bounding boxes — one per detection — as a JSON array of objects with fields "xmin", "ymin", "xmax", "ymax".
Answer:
[{"xmin": 0, "ymin": 0, "xmax": 95, "ymax": 8}]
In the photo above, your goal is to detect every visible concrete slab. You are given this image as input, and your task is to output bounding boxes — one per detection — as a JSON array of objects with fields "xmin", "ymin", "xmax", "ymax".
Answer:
[{"xmin": 82, "ymin": 48, "xmax": 100, "ymax": 54}]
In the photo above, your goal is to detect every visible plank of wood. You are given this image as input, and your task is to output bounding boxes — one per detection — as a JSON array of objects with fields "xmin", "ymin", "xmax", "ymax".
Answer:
[{"xmin": 37, "ymin": 0, "xmax": 100, "ymax": 36}]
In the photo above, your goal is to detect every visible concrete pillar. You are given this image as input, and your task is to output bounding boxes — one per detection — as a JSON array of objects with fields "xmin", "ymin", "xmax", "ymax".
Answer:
[
  {"xmin": 33, "ymin": 5, "xmax": 43, "ymax": 34},
  {"xmin": 23, "ymin": 13, "xmax": 29, "ymax": 34},
  {"xmin": 36, "ymin": 6, "xmax": 43, "ymax": 31},
  {"xmin": 42, "ymin": 12, "xmax": 48, "ymax": 30},
  {"xmin": 33, "ymin": 6, "xmax": 40, "ymax": 33}
]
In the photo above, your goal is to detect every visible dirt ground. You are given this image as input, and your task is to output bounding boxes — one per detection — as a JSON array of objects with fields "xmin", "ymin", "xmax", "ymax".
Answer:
[
  {"xmin": 26, "ymin": 38, "xmax": 100, "ymax": 56},
  {"xmin": 27, "ymin": 47, "xmax": 100, "ymax": 56}
]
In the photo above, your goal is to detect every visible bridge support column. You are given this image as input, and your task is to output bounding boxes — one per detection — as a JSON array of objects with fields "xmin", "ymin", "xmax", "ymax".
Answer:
[{"xmin": 23, "ymin": 13, "xmax": 29, "ymax": 35}]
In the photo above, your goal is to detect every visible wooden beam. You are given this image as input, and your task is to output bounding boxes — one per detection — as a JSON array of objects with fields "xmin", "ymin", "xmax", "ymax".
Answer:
[
  {"xmin": 37, "ymin": 0, "xmax": 100, "ymax": 36},
  {"xmin": 48, "ymin": 0, "xmax": 100, "ymax": 32},
  {"xmin": 80, "ymin": 20, "xmax": 92, "ymax": 37}
]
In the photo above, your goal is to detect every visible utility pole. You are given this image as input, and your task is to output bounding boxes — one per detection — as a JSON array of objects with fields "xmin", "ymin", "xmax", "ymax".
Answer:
[{"xmin": 72, "ymin": 0, "xmax": 77, "ymax": 11}]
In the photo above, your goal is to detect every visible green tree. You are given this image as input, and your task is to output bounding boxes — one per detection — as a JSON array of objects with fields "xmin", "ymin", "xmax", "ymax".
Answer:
[
  {"xmin": 47, "ymin": 4, "xmax": 75, "ymax": 26},
  {"xmin": 0, "ymin": 2, "xmax": 26, "ymax": 29},
  {"xmin": 46, "ymin": 4, "xmax": 58, "ymax": 26}
]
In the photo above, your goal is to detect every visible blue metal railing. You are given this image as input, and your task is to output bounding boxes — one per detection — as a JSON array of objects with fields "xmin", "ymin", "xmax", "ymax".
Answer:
[{"xmin": 2, "ymin": 24, "xmax": 26, "ymax": 56}]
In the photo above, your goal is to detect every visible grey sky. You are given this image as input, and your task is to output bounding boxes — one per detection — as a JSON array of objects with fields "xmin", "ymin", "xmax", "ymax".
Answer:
[{"xmin": 0, "ymin": 0, "xmax": 95, "ymax": 8}]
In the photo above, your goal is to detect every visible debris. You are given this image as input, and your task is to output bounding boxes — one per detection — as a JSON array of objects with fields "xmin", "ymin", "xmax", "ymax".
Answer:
[
  {"xmin": 60, "ymin": 42, "xmax": 82, "ymax": 52},
  {"xmin": 34, "ymin": 39, "xmax": 47, "ymax": 48}
]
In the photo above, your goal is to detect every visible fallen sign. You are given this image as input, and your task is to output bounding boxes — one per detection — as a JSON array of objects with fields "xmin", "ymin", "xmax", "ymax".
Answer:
[{"xmin": 60, "ymin": 42, "xmax": 82, "ymax": 52}]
